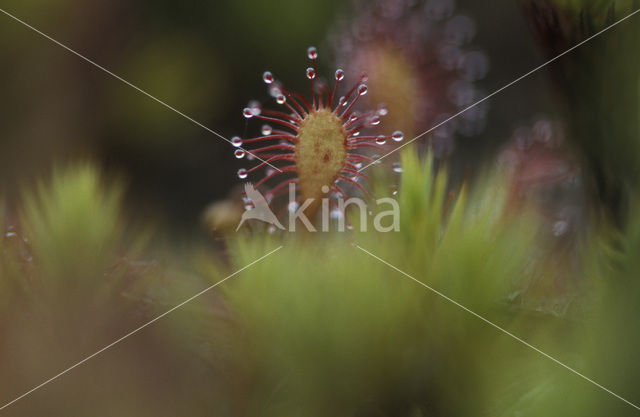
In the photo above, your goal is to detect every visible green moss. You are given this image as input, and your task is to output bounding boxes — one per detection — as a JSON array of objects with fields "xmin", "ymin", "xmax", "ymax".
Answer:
[{"xmin": 210, "ymin": 148, "xmax": 543, "ymax": 416}]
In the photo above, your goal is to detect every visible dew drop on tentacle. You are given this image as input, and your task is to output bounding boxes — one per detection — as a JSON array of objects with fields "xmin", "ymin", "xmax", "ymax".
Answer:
[
  {"xmin": 261, "ymin": 125, "xmax": 273, "ymax": 135},
  {"xmin": 376, "ymin": 135, "xmax": 387, "ymax": 145},
  {"xmin": 235, "ymin": 149, "xmax": 246, "ymax": 159},
  {"xmin": 425, "ymin": 0, "xmax": 455, "ymax": 21},
  {"xmin": 306, "ymin": 68, "xmax": 317, "ymax": 80},
  {"xmin": 392, "ymin": 131, "xmax": 404, "ymax": 142},
  {"xmin": 438, "ymin": 44, "xmax": 463, "ymax": 71},
  {"xmin": 533, "ymin": 119, "xmax": 553, "ymax": 144},
  {"xmin": 276, "ymin": 94, "xmax": 286, "ymax": 105},
  {"xmin": 432, "ymin": 114, "xmax": 456, "ymax": 138},
  {"xmin": 448, "ymin": 80, "xmax": 476, "ymax": 107},
  {"xmin": 459, "ymin": 51, "xmax": 489, "ymax": 81},
  {"xmin": 263, "ymin": 71, "xmax": 274, "ymax": 84},
  {"xmin": 231, "ymin": 136, "xmax": 243, "ymax": 147},
  {"xmin": 392, "ymin": 162, "xmax": 403, "ymax": 173},
  {"xmin": 243, "ymin": 108, "xmax": 254, "ymax": 119},
  {"xmin": 553, "ymin": 220, "xmax": 568, "ymax": 237},
  {"xmin": 237, "ymin": 168, "xmax": 248, "ymax": 179},
  {"xmin": 269, "ymin": 83, "xmax": 283, "ymax": 97},
  {"xmin": 445, "ymin": 15, "xmax": 476, "ymax": 46},
  {"xmin": 335, "ymin": 69, "xmax": 345, "ymax": 81},
  {"xmin": 250, "ymin": 103, "xmax": 262, "ymax": 116},
  {"xmin": 307, "ymin": 46, "xmax": 318, "ymax": 60}
]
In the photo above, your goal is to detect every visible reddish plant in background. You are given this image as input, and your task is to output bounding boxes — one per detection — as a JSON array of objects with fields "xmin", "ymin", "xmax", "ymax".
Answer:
[{"xmin": 333, "ymin": 0, "xmax": 489, "ymax": 156}]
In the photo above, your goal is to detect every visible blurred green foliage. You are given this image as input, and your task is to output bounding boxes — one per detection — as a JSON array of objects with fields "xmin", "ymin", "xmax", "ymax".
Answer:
[
  {"xmin": 21, "ymin": 164, "xmax": 124, "ymax": 285},
  {"xmin": 213, "ymin": 149, "xmax": 543, "ymax": 416}
]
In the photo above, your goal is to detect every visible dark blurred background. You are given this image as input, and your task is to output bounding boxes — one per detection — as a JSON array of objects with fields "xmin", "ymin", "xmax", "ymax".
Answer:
[{"xmin": 0, "ymin": 0, "xmax": 551, "ymax": 234}]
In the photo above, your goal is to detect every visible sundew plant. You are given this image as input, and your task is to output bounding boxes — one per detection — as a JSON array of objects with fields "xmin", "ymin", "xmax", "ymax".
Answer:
[{"xmin": 0, "ymin": 0, "xmax": 639, "ymax": 416}]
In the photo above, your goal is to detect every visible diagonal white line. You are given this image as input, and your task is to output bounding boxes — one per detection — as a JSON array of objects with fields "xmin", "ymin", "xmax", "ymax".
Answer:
[
  {"xmin": 0, "ymin": 245, "xmax": 284, "ymax": 412},
  {"xmin": 358, "ymin": 8, "xmax": 640, "ymax": 172},
  {"xmin": 0, "ymin": 8, "xmax": 282, "ymax": 173},
  {"xmin": 354, "ymin": 244, "xmax": 640, "ymax": 411}
]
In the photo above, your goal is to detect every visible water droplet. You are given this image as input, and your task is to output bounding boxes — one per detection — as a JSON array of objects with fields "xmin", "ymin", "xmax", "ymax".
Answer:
[
  {"xmin": 248, "ymin": 100, "xmax": 262, "ymax": 116},
  {"xmin": 321, "ymin": 185, "xmax": 330, "ymax": 193},
  {"xmin": 425, "ymin": 0, "xmax": 455, "ymax": 20},
  {"xmin": 338, "ymin": 96, "xmax": 347, "ymax": 107},
  {"xmin": 392, "ymin": 162, "xmax": 403, "ymax": 173},
  {"xmin": 377, "ymin": 105, "xmax": 388, "ymax": 116},
  {"xmin": 263, "ymin": 71, "xmax": 274, "ymax": 84},
  {"xmin": 335, "ymin": 69, "xmax": 344, "ymax": 81},
  {"xmin": 266, "ymin": 168, "xmax": 276, "ymax": 176},
  {"xmin": 376, "ymin": 136, "xmax": 387, "ymax": 145},
  {"xmin": 307, "ymin": 46, "xmax": 318, "ymax": 60},
  {"xmin": 261, "ymin": 125, "xmax": 273, "ymax": 135},
  {"xmin": 460, "ymin": 51, "xmax": 489, "ymax": 81},
  {"xmin": 392, "ymin": 131, "xmax": 404, "ymax": 142},
  {"xmin": 369, "ymin": 115, "xmax": 380, "ymax": 126},
  {"xmin": 446, "ymin": 15, "xmax": 476, "ymax": 45},
  {"xmin": 448, "ymin": 80, "xmax": 476, "ymax": 107},
  {"xmin": 357, "ymin": 84, "xmax": 368, "ymax": 96},
  {"xmin": 231, "ymin": 136, "xmax": 243, "ymax": 147},
  {"xmin": 533, "ymin": 120, "xmax": 553, "ymax": 143},
  {"xmin": 237, "ymin": 168, "xmax": 248, "ymax": 179},
  {"xmin": 276, "ymin": 94, "xmax": 286, "ymax": 104},
  {"xmin": 349, "ymin": 114, "xmax": 359, "ymax": 123},
  {"xmin": 247, "ymin": 153, "xmax": 255, "ymax": 161},
  {"xmin": 354, "ymin": 162, "xmax": 363, "ymax": 169},
  {"xmin": 269, "ymin": 84, "xmax": 282, "ymax": 97},
  {"xmin": 242, "ymin": 108, "xmax": 253, "ymax": 119},
  {"xmin": 438, "ymin": 44, "xmax": 463, "ymax": 71},
  {"xmin": 433, "ymin": 114, "xmax": 457, "ymax": 138},
  {"xmin": 306, "ymin": 67, "xmax": 316, "ymax": 80},
  {"xmin": 553, "ymin": 220, "xmax": 568, "ymax": 237},
  {"xmin": 235, "ymin": 149, "xmax": 245, "ymax": 159},
  {"xmin": 389, "ymin": 185, "xmax": 398, "ymax": 196}
]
